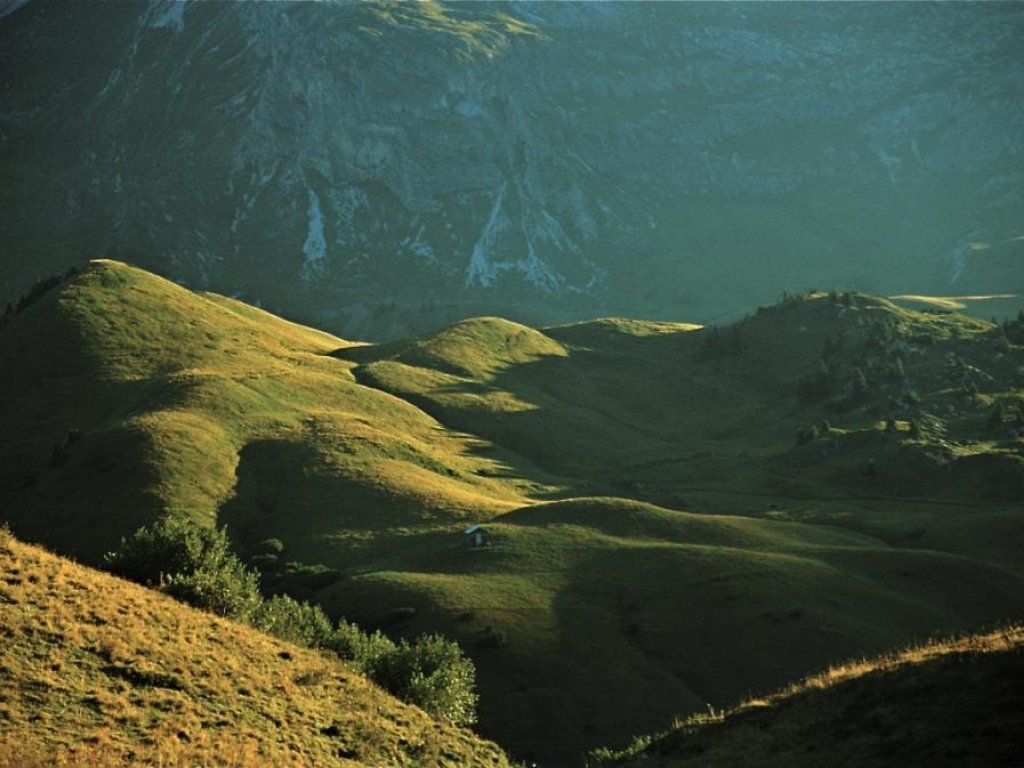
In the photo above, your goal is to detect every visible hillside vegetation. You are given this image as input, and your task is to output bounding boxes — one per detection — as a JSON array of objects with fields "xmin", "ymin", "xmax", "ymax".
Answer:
[
  {"xmin": 0, "ymin": 527, "xmax": 509, "ymax": 768},
  {"xmin": 594, "ymin": 624, "xmax": 1024, "ymax": 768},
  {"xmin": 1, "ymin": 262, "xmax": 1022, "ymax": 763}
]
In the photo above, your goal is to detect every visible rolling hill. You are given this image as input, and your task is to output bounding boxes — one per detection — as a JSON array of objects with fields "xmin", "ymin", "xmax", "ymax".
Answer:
[
  {"xmin": 0, "ymin": 526, "xmax": 510, "ymax": 768},
  {"xmin": 1, "ymin": 260, "xmax": 1022, "ymax": 764}
]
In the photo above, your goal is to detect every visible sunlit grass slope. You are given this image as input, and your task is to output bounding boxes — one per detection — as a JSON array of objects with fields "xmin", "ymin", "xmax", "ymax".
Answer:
[
  {"xmin": 597, "ymin": 624, "xmax": 1024, "ymax": 768},
  {"xmin": 0, "ymin": 260, "xmax": 549, "ymax": 561},
  {"xmin": 0, "ymin": 528, "xmax": 510, "ymax": 768}
]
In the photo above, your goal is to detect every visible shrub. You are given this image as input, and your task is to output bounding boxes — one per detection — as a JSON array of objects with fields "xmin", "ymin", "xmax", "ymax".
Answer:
[
  {"xmin": 105, "ymin": 518, "xmax": 479, "ymax": 726},
  {"xmin": 271, "ymin": 561, "xmax": 342, "ymax": 599},
  {"xmin": 251, "ymin": 594, "xmax": 333, "ymax": 647},
  {"xmin": 797, "ymin": 425, "xmax": 819, "ymax": 445},
  {"xmin": 249, "ymin": 553, "xmax": 280, "ymax": 570},
  {"xmin": 255, "ymin": 538, "xmax": 285, "ymax": 556},
  {"xmin": 104, "ymin": 517, "xmax": 261, "ymax": 619},
  {"xmin": 373, "ymin": 634, "xmax": 478, "ymax": 726},
  {"xmin": 164, "ymin": 562, "xmax": 261, "ymax": 619},
  {"xmin": 105, "ymin": 517, "xmax": 237, "ymax": 586},
  {"xmin": 327, "ymin": 619, "xmax": 396, "ymax": 673}
]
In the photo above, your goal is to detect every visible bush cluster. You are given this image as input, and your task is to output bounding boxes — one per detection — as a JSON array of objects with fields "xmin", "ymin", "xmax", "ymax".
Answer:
[
  {"xmin": 104, "ymin": 516, "xmax": 261, "ymax": 619},
  {"xmin": 104, "ymin": 517, "xmax": 477, "ymax": 725}
]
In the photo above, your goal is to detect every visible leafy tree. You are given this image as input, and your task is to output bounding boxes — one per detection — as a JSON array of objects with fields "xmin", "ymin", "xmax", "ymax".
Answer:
[
  {"xmin": 251, "ymin": 594, "xmax": 333, "ymax": 647},
  {"xmin": 327, "ymin": 619, "xmax": 396, "ymax": 674},
  {"xmin": 165, "ymin": 559, "xmax": 261, "ymax": 619},
  {"xmin": 373, "ymin": 634, "xmax": 478, "ymax": 726},
  {"xmin": 104, "ymin": 516, "xmax": 261, "ymax": 619},
  {"xmin": 106, "ymin": 516, "xmax": 231, "ymax": 585}
]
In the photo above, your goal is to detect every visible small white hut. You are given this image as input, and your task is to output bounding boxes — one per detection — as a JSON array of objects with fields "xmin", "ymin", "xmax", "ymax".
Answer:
[{"xmin": 463, "ymin": 524, "xmax": 489, "ymax": 548}]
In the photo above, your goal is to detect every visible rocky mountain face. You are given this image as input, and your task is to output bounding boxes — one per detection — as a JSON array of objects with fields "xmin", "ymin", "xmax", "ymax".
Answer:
[{"xmin": 2, "ymin": 1, "xmax": 1022, "ymax": 339}]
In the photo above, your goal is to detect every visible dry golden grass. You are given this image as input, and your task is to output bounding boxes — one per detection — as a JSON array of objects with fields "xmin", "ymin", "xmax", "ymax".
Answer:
[
  {"xmin": 0, "ymin": 528, "xmax": 510, "ymax": 768},
  {"xmin": 599, "ymin": 623, "xmax": 1024, "ymax": 768}
]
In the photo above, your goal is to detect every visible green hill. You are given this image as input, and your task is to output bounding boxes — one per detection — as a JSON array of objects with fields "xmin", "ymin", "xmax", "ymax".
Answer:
[
  {"xmin": 593, "ymin": 624, "xmax": 1024, "ymax": 768},
  {"xmin": 349, "ymin": 290, "xmax": 1024, "ymax": 509},
  {"xmin": 2, "ymin": 263, "xmax": 1023, "ymax": 764},
  {"xmin": 0, "ymin": 527, "xmax": 510, "ymax": 768},
  {"xmin": 0, "ymin": 260, "xmax": 548, "ymax": 562}
]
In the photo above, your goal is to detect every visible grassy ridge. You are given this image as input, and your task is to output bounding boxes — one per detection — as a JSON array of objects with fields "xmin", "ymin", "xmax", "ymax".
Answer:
[
  {"xmin": 0, "ymin": 528, "xmax": 510, "ymax": 768},
  {"xmin": 596, "ymin": 624, "xmax": 1024, "ymax": 768}
]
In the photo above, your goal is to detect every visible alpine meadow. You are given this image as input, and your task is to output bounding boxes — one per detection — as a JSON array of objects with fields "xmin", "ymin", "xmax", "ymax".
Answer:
[{"xmin": 1, "ymin": 2, "xmax": 1023, "ymax": 767}]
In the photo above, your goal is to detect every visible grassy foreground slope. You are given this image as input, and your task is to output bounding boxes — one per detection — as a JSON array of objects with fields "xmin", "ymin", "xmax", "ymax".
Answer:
[
  {"xmin": 0, "ymin": 528, "xmax": 510, "ymax": 768},
  {"xmin": 597, "ymin": 624, "xmax": 1024, "ymax": 768}
]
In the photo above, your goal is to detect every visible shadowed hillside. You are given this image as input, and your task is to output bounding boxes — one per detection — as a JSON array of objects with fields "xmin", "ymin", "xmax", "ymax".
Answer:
[
  {"xmin": 347, "ymin": 290, "xmax": 1024, "ymax": 510},
  {"xmin": 1, "ymin": 262, "xmax": 1022, "ymax": 764},
  {"xmin": 0, "ymin": 527, "xmax": 510, "ymax": 768},
  {"xmin": 594, "ymin": 624, "xmax": 1024, "ymax": 768}
]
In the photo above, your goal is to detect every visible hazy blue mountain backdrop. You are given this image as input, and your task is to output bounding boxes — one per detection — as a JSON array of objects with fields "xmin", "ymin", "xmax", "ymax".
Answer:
[{"xmin": 2, "ymin": 0, "xmax": 1023, "ymax": 339}]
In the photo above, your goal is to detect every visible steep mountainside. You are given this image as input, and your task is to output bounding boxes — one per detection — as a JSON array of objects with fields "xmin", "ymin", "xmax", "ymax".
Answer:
[
  {"xmin": 1, "ymin": 261, "xmax": 1023, "ymax": 763},
  {"xmin": 2, "ymin": 1, "xmax": 1023, "ymax": 337},
  {"xmin": 0, "ymin": 527, "xmax": 511, "ymax": 768}
]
